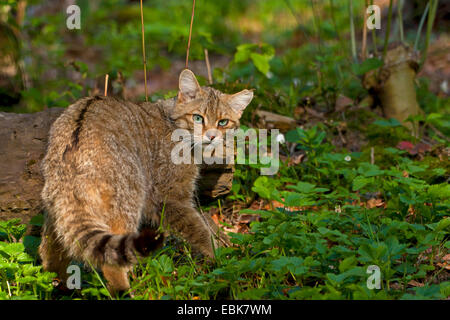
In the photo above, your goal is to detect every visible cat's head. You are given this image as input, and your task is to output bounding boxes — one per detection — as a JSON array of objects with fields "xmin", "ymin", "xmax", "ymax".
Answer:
[{"xmin": 170, "ymin": 69, "xmax": 253, "ymax": 146}]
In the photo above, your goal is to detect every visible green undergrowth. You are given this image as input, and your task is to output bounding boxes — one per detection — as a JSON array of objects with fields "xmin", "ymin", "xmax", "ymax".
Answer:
[
  {"xmin": 1, "ymin": 120, "xmax": 448, "ymax": 300},
  {"xmin": 1, "ymin": 0, "xmax": 449, "ymax": 301}
]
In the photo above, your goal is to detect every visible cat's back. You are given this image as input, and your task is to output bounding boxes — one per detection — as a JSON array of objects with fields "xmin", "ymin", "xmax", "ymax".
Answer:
[
  {"xmin": 43, "ymin": 96, "xmax": 178, "ymax": 177},
  {"xmin": 45, "ymin": 96, "xmax": 137, "ymax": 163}
]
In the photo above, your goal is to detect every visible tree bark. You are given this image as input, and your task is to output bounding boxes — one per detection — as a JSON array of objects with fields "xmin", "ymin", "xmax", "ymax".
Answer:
[{"xmin": 0, "ymin": 108, "xmax": 63, "ymax": 225}]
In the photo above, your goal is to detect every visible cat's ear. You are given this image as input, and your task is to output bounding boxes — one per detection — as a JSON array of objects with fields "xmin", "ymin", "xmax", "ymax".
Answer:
[
  {"xmin": 225, "ymin": 89, "xmax": 254, "ymax": 117},
  {"xmin": 178, "ymin": 69, "xmax": 202, "ymax": 102}
]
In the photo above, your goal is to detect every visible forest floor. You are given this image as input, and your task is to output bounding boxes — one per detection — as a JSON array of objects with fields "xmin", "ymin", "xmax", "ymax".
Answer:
[{"xmin": 0, "ymin": 0, "xmax": 449, "ymax": 300}]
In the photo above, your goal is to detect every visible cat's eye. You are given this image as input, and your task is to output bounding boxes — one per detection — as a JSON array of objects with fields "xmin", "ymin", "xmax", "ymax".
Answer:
[
  {"xmin": 193, "ymin": 114, "xmax": 204, "ymax": 124},
  {"xmin": 218, "ymin": 119, "xmax": 229, "ymax": 127}
]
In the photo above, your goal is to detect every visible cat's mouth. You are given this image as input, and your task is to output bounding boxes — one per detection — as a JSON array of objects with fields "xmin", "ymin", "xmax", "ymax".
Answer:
[{"xmin": 191, "ymin": 135, "xmax": 223, "ymax": 147}]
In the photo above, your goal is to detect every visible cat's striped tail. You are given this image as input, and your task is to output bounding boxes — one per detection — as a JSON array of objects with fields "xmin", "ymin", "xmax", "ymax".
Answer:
[{"xmin": 70, "ymin": 227, "xmax": 164, "ymax": 267}]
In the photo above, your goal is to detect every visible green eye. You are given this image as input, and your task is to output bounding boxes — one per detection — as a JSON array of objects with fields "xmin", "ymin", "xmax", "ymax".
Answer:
[
  {"xmin": 218, "ymin": 119, "xmax": 229, "ymax": 126},
  {"xmin": 193, "ymin": 114, "xmax": 204, "ymax": 124}
]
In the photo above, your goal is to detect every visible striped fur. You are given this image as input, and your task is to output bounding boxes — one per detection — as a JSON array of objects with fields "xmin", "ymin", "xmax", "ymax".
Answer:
[{"xmin": 39, "ymin": 70, "xmax": 253, "ymax": 293}]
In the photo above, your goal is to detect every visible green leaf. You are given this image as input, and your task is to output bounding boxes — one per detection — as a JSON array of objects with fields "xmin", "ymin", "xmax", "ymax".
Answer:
[
  {"xmin": 286, "ymin": 182, "xmax": 316, "ymax": 193},
  {"xmin": 339, "ymin": 256, "xmax": 357, "ymax": 272},
  {"xmin": 435, "ymin": 217, "xmax": 450, "ymax": 232},
  {"xmin": 373, "ymin": 118, "xmax": 402, "ymax": 127},
  {"xmin": 352, "ymin": 58, "xmax": 383, "ymax": 75},
  {"xmin": 352, "ymin": 176, "xmax": 371, "ymax": 191},
  {"xmin": 250, "ymin": 52, "xmax": 272, "ymax": 76}
]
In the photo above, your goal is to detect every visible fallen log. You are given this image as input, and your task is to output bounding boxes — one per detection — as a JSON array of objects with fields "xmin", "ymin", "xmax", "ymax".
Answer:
[{"xmin": 0, "ymin": 108, "xmax": 63, "ymax": 225}]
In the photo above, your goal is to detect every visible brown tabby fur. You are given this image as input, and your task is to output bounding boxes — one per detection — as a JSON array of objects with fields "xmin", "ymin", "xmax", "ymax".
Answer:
[{"xmin": 39, "ymin": 70, "xmax": 253, "ymax": 294}]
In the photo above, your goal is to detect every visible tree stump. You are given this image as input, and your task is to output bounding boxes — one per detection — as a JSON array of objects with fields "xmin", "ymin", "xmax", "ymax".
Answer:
[{"xmin": 363, "ymin": 44, "xmax": 422, "ymax": 134}]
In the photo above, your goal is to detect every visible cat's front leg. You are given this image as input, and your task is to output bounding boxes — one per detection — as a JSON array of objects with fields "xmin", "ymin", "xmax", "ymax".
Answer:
[{"xmin": 163, "ymin": 201, "xmax": 216, "ymax": 259}]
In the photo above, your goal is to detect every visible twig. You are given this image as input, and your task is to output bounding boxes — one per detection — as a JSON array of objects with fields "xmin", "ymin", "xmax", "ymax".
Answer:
[
  {"xmin": 6, "ymin": 280, "xmax": 11, "ymax": 297},
  {"xmin": 284, "ymin": 0, "xmax": 311, "ymax": 43},
  {"xmin": 104, "ymin": 74, "xmax": 109, "ymax": 96},
  {"xmin": 428, "ymin": 124, "xmax": 450, "ymax": 142},
  {"xmin": 361, "ymin": 0, "xmax": 368, "ymax": 60},
  {"xmin": 414, "ymin": 2, "xmax": 430, "ymax": 51},
  {"xmin": 140, "ymin": 0, "xmax": 148, "ymax": 101},
  {"xmin": 328, "ymin": 0, "xmax": 341, "ymax": 42},
  {"xmin": 310, "ymin": 0, "xmax": 322, "ymax": 53},
  {"xmin": 420, "ymin": 0, "xmax": 439, "ymax": 69},
  {"xmin": 337, "ymin": 126, "xmax": 347, "ymax": 145},
  {"xmin": 16, "ymin": 0, "xmax": 27, "ymax": 26},
  {"xmin": 349, "ymin": 0, "xmax": 357, "ymax": 62},
  {"xmin": 370, "ymin": 147, "xmax": 375, "ymax": 165},
  {"xmin": 204, "ymin": 48, "xmax": 213, "ymax": 85},
  {"xmin": 185, "ymin": 0, "xmax": 196, "ymax": 69},
  {"xmin": 397, "ymin": 0, "xmax": 404, "ymax": 43},
  {"xmin": 370, "ymin": 0, "xmax": 379, "ymax": 56},
  {"xmin": 382, "ymin": 0, "xmax": 393, "ymax": 60}
]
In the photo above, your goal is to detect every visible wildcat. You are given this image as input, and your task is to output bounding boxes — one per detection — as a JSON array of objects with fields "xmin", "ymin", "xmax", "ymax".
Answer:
[{"xmin": 39, "ymin": 69, "xmax": 253, "ymax": 294}]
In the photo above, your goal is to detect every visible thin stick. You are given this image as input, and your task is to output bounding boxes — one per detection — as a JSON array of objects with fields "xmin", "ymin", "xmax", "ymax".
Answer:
[
  {"xmin": 310, "ymin": 0, "xmax": 322, "ymax": 53},
  {"xmin": 382, "ymin": 0, "xmax": 393, "ymax": 60},
  {"xmin": 104, "ymin": 74, "xmax": 109, "ymax": 96},
  {"xmin": 414, "ymin": 2, "xmax": 430, "ymax": 51},
  {"xmin": 185, "ymin": 0, "xmax": 196, "ymax": 69},
  {"xmin": 284, "ymin": 0, "xmax": 311, "ymax": 43},
  {"xmin": 328, "ymin": 0, "xmax": 346, "ymax": 65},
  {"xmin": 140, "ymin": 0, "xmax": 148, "ymax": 101},
  {"xmin": 370, "ymin": 0, "xmax": 378, "ymax": 55},
  {"xmin": 370, "ymin": 147, "xmax": 375, "ymax": 165},
  {"xmin": 420, "ymin": 0, "xmax": 439, "ymax": 68},
  {"xmin": 328, "ymin": 0, "xmax": 341, "ymax": 42},
  {"xmin": 397, "ymin": 0, "xmax": 404, "ymax": 43},
  {"xmin": 349, "ymin": 0, "xmax": 357, "ymax": 62},
  {"xmin": 204, "ymin": 48, "xmax": 213, "ymax": 85},
  {"xmin": 361, "ymin": 0, "xmax": 368, "ymax": 60}
]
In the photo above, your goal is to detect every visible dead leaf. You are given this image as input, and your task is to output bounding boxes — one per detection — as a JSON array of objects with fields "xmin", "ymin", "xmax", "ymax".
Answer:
[
  {"xmin": 397, "ymin": 141, "xmax": 416, "ymax": 154},
  {"xmin": 294, "ymin": 107, "xmax": 305, "ymax": 118},
  {"xmin": 397, "ymin": 141, "xmax": 432, "ymax": 156},
  {"xmin": 408, "ymin": 280, "xmax": 424, "ymax": 287},
  {"xmin": 305, "ymin": 107, "xmax": 325, "ymax": 119},
  {"xmin": 256, "ymin": 110, "xmax": 297, "ymax": 131},
  {"xmin": 436, "ymin": 262, "xmax": 450, "ymax": 270},
  {"xmin": 288, "ymin": 153, "xmax": 304, "ymax": 167},
  {"xmin": 335, "ymin": 94, "xmax": 354, "ymax": 112},
  {"xmin": 414, "ymin": 142, "xmax": 432, "ymax": 154},
  {"xmin": 366, "ymin": 198, "xmax": 385, "ymax": 209},
  {"xmin": 239, "ymin": 214, "xmax": 259, "ymax": 224},
  {"xmin": 211, "ymin": 212, "xmax": 222, "ymax": 226}
]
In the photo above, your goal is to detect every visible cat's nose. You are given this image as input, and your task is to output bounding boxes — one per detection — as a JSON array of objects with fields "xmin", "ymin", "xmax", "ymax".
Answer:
[{"xmin": 205, "ymin": 131, "xmax": 217, "ymax": 141}]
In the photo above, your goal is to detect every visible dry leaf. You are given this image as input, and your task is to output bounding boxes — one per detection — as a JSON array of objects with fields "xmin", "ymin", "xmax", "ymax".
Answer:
[
  {"xmin": 335, "ymin": 94, "xmax": 354, "ymax": 112},
  {"xmin": 288, "ymin": 153, "xmax": 304, "ymax": 167},
  {"xmin": 211, "ymin": 213, "xmax": 222, "ymax": 226},
  {"xmin": 436, "ymin": 262, "xmax": 450, "ymax": 270},
  {"xmin": 366, "ymin": 198, "xmax": 385, "ymax": 209},
  {"xmin": 408, "ymin": 280, "xmax": 424, "ymax": 287}
]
